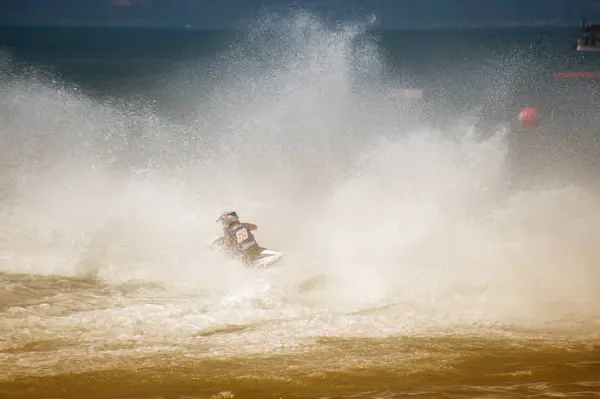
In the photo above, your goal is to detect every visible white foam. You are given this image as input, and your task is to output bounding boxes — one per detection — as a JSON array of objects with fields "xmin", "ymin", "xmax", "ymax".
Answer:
[{"xmin": 1, "ymin": 13, "xmax": 599, "ymax": 368}]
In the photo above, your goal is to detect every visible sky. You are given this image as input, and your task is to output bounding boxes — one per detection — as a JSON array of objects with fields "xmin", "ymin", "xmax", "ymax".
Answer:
[{"xmin": 1, "ymin": 0, "xmax": 600, "ymax": 30}]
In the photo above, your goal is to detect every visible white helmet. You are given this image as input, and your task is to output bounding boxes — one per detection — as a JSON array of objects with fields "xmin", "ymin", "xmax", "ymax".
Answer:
[{"xmin": 217, "ymin": 210, "xmax": 239, "ymax": 227}]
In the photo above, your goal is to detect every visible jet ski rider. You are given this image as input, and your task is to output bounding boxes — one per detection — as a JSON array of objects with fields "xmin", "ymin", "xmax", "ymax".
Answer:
[{"xmin": 217, "ymin": 210, "xmax": 264, "ymax": 266}]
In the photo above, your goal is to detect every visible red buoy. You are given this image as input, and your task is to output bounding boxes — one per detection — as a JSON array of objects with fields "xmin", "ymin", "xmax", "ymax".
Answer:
[{"xmin": 518, "ymin": 106, "xmax": 540, "ymax": 130}]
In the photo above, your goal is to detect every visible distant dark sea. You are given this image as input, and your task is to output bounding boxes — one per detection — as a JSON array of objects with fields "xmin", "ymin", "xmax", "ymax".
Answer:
[
  {"xmin": 1, "ymin": 25, "xmax": 599, "ymax": 122},
  {"xmin": 1, "ymin": 20, "xmax": 600, "ymax": 399}
]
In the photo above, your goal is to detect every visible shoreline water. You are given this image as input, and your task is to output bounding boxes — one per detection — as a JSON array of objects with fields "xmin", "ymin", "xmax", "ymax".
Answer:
[{"xmin": 3, "ymin": 335, "xmax": 600, "ymax": 398}]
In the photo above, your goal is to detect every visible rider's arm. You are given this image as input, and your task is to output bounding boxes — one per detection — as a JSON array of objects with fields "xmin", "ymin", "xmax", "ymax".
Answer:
[
  {"xmin": 247, "ymin": 223, "xmax": 258, "ymax": 231},
  {"xmin": 223, "ymin": 229, "xmax": 232, "ymax": 247}
]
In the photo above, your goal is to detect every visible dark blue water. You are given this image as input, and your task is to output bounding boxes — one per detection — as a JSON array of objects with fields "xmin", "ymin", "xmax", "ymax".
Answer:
[{"xmin": 1, "ymin": 25, "xmax": 599, "ymax": 123}]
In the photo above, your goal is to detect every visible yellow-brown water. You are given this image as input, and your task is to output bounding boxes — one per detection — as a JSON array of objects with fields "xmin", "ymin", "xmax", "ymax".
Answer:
[{"xmin": 2, "ymin": 273, "xmax": 600, "ymax": 398}]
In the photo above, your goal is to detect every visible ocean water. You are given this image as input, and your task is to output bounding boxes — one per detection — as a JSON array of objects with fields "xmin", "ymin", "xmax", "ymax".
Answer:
[{"xmin": 1, "ymin": 13, "xmax": 600, "ymax": 399}]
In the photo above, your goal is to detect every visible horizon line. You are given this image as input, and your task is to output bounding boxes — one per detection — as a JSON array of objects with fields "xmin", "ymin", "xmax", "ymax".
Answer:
[{"xmin": 0, "ymin": 23, "xmax": 582, "ymax": 31}]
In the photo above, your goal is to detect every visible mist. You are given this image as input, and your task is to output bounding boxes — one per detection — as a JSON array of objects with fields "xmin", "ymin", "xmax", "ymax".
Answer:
[{"xmin": 1, "ymin": 12, "xmax": 600, "ymax": 341}]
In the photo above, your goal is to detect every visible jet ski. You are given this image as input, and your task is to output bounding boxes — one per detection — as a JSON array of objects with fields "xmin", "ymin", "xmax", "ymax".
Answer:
[
  {"xmin": 210, "ymin": 236, "xmax": 284, "ymax": 269},
  {"xmin": 209, "ymin": 237, "xmax": 329, "ymax": 293}
]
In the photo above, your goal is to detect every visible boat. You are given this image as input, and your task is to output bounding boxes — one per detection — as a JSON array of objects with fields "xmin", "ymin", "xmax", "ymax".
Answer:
[{"xmin": 575, "ymin": 17, "xmax": 600, "ymax": 52}]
